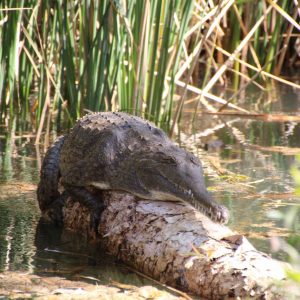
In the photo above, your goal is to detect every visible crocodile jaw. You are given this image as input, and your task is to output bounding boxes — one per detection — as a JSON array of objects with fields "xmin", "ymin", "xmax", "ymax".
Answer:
[
  {"xmin": 90, "ymin": 181, "xmax": 183, "ymax": 202},
  {"xmin": 90, "ymin": 181, "xmax": 111, "ymax": 190},
  {"xmin": 148, "ymin": 190, "xmax": 184, "ymax": 202},
  {"xmin": 143, "ymin": 173, "xmax": 230, "ymax": 224}
]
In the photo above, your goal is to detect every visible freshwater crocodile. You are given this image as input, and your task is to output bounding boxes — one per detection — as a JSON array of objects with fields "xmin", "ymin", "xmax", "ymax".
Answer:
[{"xmin": 37, "ymin": 112, "xmax": 229, "ymax": 228}]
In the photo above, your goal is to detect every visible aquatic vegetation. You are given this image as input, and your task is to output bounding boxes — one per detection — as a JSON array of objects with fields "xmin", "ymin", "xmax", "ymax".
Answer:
[{"xmin": 0, "ymin": 0, "xmax": 299, "ymax": 138}]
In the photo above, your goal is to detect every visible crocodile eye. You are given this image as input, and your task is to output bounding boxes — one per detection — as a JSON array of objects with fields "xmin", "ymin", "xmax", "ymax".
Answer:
[
  {"xmin": 156, "ymin": 151, "xmax": 177, "ymax": 164},
  {"xmin": 164, "ymin": 157, "xmax": 176, "ymax": 164},
  {"xmin": 190, "ymin": 156, "xmax": 199, "ymax": 165},
  {"xmin": 152, "ymin": 128, "xmax": 164, "ymax": 137}
]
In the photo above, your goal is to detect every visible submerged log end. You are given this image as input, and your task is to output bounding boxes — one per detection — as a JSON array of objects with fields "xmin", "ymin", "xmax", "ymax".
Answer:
[{"xmin": 61, "ymin": 191, "xmax": 286, "ymax": 299}]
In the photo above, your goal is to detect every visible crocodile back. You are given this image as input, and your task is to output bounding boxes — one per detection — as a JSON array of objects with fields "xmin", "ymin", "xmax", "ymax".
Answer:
[{"xmin": 59, "ymin": 112, "xmax": 170, "ymax": 186}]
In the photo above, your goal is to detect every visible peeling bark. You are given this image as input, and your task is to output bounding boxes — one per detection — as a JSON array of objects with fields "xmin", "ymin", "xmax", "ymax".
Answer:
[{"xmin": 56, "ymin": 191, "xmax": 286, "ymax": 299}]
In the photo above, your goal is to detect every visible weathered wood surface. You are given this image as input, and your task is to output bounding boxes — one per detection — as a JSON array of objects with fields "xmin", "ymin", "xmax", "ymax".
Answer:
[{"xmin": 56, "ymin": 191, "xmax": 286, "ymax": 299}]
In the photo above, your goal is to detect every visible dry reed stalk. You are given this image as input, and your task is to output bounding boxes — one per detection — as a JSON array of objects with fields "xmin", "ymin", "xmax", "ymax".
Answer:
[
  {"xmin": 275, "ymin": 7, "xmax": 299, "ymax": 75},
  {"xmin": 22, "ymin": 45, "xmax": 40, "ymax": 78},
  {"xmin": 267, "ymin": 0, "xmax": 300, "ymax": 31},
  {"xmin": 203, "ymin": 42, "xmax": 225, "ymax": 86},
  {"xmin": 207, "ymin": 39, "xmax": 300, "ymax": 90},
  {"xmin": 35, "ymin": 76, "xmax": 50, "ymax": 145},
  {"xmin": 171, "ymin": 0, "xmax": 235, "ymax": 136},
  {"xmin": 232, "ymin": 4, "xmax": 265, "ymax": 80},
  {"xmin": 218, "ymin": 46, "xmax": 288, "ymax": 111},
  {"xmin": 201, "ymin": 5, "xmax": 273, "ymax": 95},
  {"xmin": 132, "ymin": 0, "xmax": 149, "ymax": 114},
  {"xmin": 174, "ymin": 78, "xmax": 249, "ymax": 113},
  {"xmin": 30, "ymin": 18, "xmax": 64, "ymax": 107},
  {"xmin": 175, "ymin": 1, "xmax": 233, "ymax": 81},
  {"xmin": 206, "ymin": 0, "xmax": 235, "ymax": 37},
  {"xmin": 184, "ymin": 3, "xmax": 224, "ymax": 40},
  {"xmin": 225, "ymin": 65, "xmax": 265, "ymax": 90}
]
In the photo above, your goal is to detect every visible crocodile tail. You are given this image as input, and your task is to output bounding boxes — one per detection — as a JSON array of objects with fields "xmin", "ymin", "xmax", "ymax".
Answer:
[{"xmin": 37, "ymin": 135, "xmax": 66, "ymax": 212}]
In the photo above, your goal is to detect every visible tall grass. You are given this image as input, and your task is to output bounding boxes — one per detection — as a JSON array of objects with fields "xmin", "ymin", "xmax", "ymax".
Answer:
[
  {"xmin": 0, "ymin": 0, "xmax": 194, "ymax": 130},
  {"xmin": 0, "ymin": 0, "xmax": 299, "ymax": 138}
]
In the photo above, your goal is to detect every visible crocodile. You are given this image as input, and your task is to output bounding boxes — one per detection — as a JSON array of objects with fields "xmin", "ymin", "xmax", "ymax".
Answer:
[{"xmin": 37, "ymin": 112, "xmax": 229, "ymax": 228}]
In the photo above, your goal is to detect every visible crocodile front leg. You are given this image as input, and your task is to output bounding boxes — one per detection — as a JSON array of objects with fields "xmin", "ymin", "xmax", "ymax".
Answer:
[
  {"xmin": 63, "ymin": 185, "xmax": 105, "ymax": 233},
  {"xmin": 37, "ymin": 136, "xmax": 66, "ymax": 211},
  {"xmin": 42, "ymin": 191, "xmax": 68, "ymax": 226}
]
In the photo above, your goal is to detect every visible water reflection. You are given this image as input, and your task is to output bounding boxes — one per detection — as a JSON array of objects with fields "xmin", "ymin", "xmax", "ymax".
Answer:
[
  {"xmin": 178, "ymin": 90, "xmax": 300, "ymax": 254},
  {"xmin": 0, "ymin": 188, "xmax": 38, "ymax": 272},
  {"xmin": 34, "ymin": 220, "xmax": 148, "ymax": 286}
]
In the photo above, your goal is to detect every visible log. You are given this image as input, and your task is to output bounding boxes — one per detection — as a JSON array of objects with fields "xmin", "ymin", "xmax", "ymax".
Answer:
[{"xmin": 50, "ymin": 191, "xmax": 287, "ymax": 299}]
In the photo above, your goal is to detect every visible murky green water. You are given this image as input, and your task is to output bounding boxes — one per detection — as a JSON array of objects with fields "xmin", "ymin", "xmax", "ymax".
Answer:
[{"xmin": 0, "ymin": 82, "xmax": 300, "ymax": 281}]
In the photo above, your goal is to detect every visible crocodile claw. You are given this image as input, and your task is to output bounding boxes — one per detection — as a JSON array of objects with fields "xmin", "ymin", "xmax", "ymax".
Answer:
[
  {"xmin": 89, "ymin": 202, "xmax": 106, "ymax": 234},
  {"xmin": 213, "ymin": 204, "xmax": 229, "ymax": 224},
  {"xmin": 90, "ymin": 210, "xmax": 101, "ymax": 234},
  {"xmin": 44, "ymin": 194, "xmax": 67, "ymax": 226}
]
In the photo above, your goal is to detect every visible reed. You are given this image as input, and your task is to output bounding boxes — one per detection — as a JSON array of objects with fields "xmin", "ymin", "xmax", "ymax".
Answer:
[{"xmin": 0, "ymin": 0, "xmax": 299, "ymax": 136}]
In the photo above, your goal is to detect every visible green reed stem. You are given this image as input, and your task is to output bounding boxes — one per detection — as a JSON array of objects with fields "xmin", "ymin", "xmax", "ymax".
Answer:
[{"xmin": 0, "ymin": 0, "xmax": 298, "ymax": 132}]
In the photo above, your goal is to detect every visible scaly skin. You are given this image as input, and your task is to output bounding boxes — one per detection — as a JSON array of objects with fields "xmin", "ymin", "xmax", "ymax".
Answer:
[
  {"xmin": 38, "ymin": 112, "xmax": 229, "ymax": 228},
  {"xmin": 37, "ymin": 135, "xmax": 67, "ymax": 224}
]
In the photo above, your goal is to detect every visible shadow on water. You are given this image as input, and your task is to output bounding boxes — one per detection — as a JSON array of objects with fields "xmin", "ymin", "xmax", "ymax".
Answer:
[
  {"xmin": 33, "ymin": 220, "xmax": 148, "ymax": 286},
  {"xmin": 0, "ymin": 81, "xmax": 300, "ymax": 281}
]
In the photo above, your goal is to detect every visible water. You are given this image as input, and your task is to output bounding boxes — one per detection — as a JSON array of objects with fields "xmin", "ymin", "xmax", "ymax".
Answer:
[
  {"xmin": 179, "ymin": 82, "xmax": 300, "ymax": 256},
  {"xmin": 187, "ymin": 117, "xmax": 300, "ymax": 256},
  {"xmin": 0, "ymin": 82, "xmax": 300, "ymax": 280}
]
